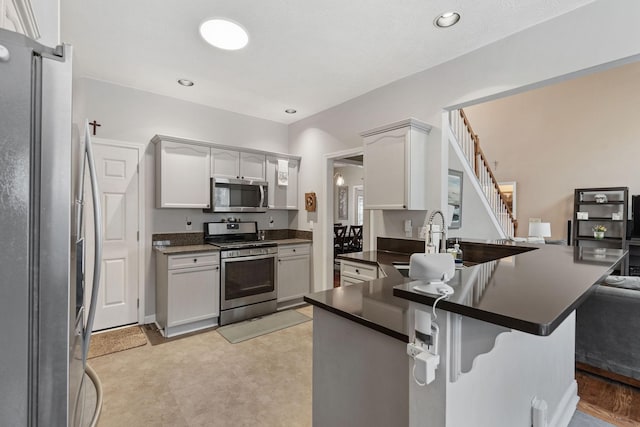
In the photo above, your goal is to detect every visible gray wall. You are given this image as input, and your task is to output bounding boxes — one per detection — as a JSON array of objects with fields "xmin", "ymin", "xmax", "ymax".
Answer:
[
  {"xmin": 464, "ymin": 61, "xmax": 640, "ymax": 240},
  {"xmin": 288, "ymin": 1, "xmax": 640, "ymax": 292},
  {"xmin": 72, "ymin": 78, "xmax": 290, "ymax": 318}
]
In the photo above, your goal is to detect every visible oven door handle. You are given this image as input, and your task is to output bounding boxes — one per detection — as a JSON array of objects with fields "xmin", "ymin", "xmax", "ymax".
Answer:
[{"xmin": 222, "ymin": 253, "xmax": 277, "ymax": 263}]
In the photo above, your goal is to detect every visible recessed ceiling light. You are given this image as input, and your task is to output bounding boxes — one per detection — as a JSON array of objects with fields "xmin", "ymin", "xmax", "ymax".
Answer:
[
  {"xmin": 177, "ymin": 79, "xmax": 194, "ymax": 87},
  {"xmin": 200, "ymin": 18, "xmax": 249, "ymax": 50},
  {"xmin": 434, "ymin": 12, "xmax": 461, "ymax": 28},
  {"xmin": 285, "ymin": 109, "xmax": 297, "ymax": 114}
]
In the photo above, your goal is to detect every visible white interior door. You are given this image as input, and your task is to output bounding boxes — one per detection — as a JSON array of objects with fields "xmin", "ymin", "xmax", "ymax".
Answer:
[{"xmin": 86, "ymin": 141, "xmax": 140, "ymax": 331}]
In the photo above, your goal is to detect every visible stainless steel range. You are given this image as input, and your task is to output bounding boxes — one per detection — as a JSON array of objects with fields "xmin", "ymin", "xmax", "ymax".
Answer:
[{"xmin": 204, "ymin": 221, "xmax": 277, "ymax": 325}]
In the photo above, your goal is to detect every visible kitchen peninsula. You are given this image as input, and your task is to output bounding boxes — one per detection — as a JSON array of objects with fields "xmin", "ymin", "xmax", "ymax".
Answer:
[{"xmin": 304, "ymin": 239, "xmax": 625, "ymax": 427}]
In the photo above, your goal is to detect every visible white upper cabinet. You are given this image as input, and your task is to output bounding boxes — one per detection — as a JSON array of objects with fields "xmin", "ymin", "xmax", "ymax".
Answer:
[
  {"xmin": 1, "ymin": 0, "xmax": 40, "ymax": 39},
  {"xmin": 210, "ymin": 148, "xmax": 266, "ymax": 181},
  {"xmin": 154, "ymin": 138, "xmax": 211, "ymax": 209},
  {"xmin": 240, "ymin": 152, "xmax": 266, "ymax": 181},
  {"xmin": 362, "ymin": 118, "xmax": 431, "ymax": 210},
  {"xmin": 210, "ymin": 148, "xmax": 240, "ymax": 179},
  {"xmin": 266, "ymin": 156, "xmax": 299, "ymax": 210}
]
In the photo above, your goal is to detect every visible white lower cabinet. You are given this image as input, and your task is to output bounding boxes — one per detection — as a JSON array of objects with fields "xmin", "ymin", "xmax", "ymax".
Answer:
[
  {"xmin": 156, "ymin": 251, "xmax": 220, "ymax": 337},
  {"xmin": 340, "ymin": 260, "xmax": 379, "ymax": 287},
  {"xmin": 277, "ymin": 243, "xmax": 310, "ymax": 308}
]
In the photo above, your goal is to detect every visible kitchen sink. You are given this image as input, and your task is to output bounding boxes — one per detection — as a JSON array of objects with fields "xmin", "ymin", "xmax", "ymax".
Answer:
[{"xmin": 392, "ymin": 262, "xmax": 410, "ymax": 277}]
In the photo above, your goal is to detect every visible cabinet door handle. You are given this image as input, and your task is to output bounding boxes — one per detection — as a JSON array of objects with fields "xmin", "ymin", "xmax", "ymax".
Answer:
[
  {"xmin": 215, "ymin": 266, "xmax": 219, "ymax": 270},
  {"xmin": 193, "ymin": 258, "xmax": 197, "ymax": 263},
  {"xmin": 292, "ymin": 249, "xmax": 296, "ymax": 252},
  {"xmin": 355, "ymin": 268, "xmax": 360, "ymax": 274}
]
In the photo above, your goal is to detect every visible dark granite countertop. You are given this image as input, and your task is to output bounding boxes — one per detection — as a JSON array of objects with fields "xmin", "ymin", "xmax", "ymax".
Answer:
[
  {"xmin": 154, "ymin": 244, "xmax": 220, "ymax": 255},
  {"xmin": 304, "ymin": 250, "xmax": 414, "ymax": 341},
  {"xmin": 268, "ymin": 238, "xmax": 312, "ymax": 246},
  {"xmin": 154, "ymin": 238, "xmax": 311, "ymax": 255},
  {"xmin": 304, "ymin": 242, "xmax": 625, "ymax": 342}
]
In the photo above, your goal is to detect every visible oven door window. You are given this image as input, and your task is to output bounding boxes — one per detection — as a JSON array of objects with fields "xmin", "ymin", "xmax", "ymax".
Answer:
[{"xmin": 224, "ymin": 256, "xmax": 275, "ymax": 300}]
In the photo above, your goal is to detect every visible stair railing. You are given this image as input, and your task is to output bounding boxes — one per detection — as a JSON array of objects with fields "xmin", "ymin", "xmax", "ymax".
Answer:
[{"xmin": 449, "ymin": 109, "xmax": 518, "ymax": 238}]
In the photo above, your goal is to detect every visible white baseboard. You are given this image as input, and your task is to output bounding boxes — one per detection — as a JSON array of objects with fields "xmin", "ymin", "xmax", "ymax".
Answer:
[{"xmin": 549, "ymin": 380, "xmax": 579, "ymax": 427}]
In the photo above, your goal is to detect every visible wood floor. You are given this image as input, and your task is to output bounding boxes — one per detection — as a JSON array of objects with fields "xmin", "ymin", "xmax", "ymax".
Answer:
[{"xmin": 576, "ymin": 369, "xmax": 640, "ymax": 426}]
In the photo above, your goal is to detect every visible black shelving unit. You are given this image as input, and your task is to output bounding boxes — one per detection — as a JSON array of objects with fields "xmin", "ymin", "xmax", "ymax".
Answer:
[
  {"xmin": 573, "ymin": 187, "xmax": 629, "ymax": 275},
  {"xmin": 625, "ymin": 239, "xmax": 640, "ymax": 276}
]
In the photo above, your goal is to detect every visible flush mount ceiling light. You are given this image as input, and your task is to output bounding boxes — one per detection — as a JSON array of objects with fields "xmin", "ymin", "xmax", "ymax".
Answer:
[
  {"xmin": 434, "ymin": 12, "xmax": 461, "ymax": 28},
  {"xmin": 285, "ymin": 108, "xmax": 297, "ymax": 114},
  {"xmin": 199, "ymin": 18, "xmax": 249, "ymax": 50},
  {"xmin": 177, "ymin": 79, "xmax": 194, "ymax": 87}
]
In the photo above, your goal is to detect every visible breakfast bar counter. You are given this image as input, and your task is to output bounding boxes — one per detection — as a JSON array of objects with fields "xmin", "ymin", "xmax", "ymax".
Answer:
[
  {"xmin": 305, "ymin": 242, "xmax": 625, "ymax": 339},
  {"xmin": 304, "ymin": 240, "xmax": 626, "ymax": 427}
]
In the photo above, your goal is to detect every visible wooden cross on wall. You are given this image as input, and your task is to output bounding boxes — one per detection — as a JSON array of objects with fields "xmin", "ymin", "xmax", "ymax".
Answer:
[{"xmin": 88, "ymin": 120, "xmax": 101, "ymax": 135}]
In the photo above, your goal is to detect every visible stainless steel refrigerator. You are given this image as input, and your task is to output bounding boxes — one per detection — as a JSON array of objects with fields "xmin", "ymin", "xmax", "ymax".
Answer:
[{"xmin": 0, "ymin": 28, "xmax": 103, "ymax": 426}]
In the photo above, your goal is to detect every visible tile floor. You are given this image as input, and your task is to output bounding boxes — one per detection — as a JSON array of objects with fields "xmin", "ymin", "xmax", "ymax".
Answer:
[
  {"xmin": 88, "ymin": 305, "xmax": 313, "ymax": 427},
  {"xmin": 88, "ymin": 305, "xmax": 616, "ymax": 427}
]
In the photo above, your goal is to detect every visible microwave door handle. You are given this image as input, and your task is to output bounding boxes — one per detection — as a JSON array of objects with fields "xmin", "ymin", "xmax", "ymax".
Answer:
[
  {"xmin": 260, "ymin": 184, "xmax": 265, "ymax": 207},
  {"xmin": 81, "ymin": 119, "xmax": 103, "ymax": 365}
]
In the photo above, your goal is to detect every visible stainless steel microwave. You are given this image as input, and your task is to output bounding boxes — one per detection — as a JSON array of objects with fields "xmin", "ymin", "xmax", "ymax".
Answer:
[{"xmin": 204, "ymin": 177, "xmax": 268, "ymax": 213}]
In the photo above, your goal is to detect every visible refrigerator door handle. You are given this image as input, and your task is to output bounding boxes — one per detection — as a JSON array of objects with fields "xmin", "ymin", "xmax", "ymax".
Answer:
[{"xmin": 82, "ymin": 119, "xmax": 103, "ymax": 363}]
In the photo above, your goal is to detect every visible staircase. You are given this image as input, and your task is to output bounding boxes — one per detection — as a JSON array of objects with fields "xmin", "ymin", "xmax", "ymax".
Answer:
[{"xmin": 448, "ymin": 109, "xmax": 518, "ymax": 238}]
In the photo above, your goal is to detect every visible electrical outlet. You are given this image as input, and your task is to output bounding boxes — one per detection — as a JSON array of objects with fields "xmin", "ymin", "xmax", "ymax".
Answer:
[
  {"xmin": 407, "ymin": 342, "xmax": 425, "ymax": 358},
  {"xmin": 186, "ymin": 216, "xmax": 192, "ymax": 231},
  {"xmin": 419, "ymin": 227, "xmax": 427, "ymax": 239}
]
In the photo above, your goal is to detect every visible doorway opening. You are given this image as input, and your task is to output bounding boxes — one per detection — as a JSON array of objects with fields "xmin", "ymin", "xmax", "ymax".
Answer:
[{"xmin": 324, "ymin": 149, "xmax": 364, "ymax": 289}]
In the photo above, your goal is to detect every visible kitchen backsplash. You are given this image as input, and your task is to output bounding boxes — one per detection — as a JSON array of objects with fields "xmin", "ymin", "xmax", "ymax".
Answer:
[
  {"xmin": 377, "ymin": 237, "xmax": 425, "ymax": 254},
  {"xmin": 152, "ymin": 232, "xmax": 204, "ymax": 247}
]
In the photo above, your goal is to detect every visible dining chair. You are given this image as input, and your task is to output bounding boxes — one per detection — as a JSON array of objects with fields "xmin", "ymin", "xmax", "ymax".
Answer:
[
  {"xmin": 334, "ymin": 225, "xmax": 348, "ymax": 257},
  {"xmin": 347, "ymin": 225, "xmax": 363, "ymax": 252}
]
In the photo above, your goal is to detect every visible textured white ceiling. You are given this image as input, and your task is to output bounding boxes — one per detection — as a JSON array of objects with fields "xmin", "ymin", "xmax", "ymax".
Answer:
[{"xmin": 61, "ymin": 0, "xmax": 594, "ymax": 124}]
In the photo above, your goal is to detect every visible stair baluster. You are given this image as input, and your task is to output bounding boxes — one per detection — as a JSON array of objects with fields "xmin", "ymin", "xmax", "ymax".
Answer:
[{"xmin": 449, "ymin": 109, "xmax": 517, "ymax": 238}]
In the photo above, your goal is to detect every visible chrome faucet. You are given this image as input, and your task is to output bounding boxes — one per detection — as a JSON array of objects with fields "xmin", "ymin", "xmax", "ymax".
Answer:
[{"xmin": 427, "ymin": 210, "xmax": 447, "ymax": 253}]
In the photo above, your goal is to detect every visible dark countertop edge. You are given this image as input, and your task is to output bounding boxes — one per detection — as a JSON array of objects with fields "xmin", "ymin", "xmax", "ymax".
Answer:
[
  {"xmin": 392, "ymin": 287, "xmax": 559, "ymax": 336},
  {"xmin": 392, "ymin": 259, "xmax": 617, "ymax": 337},
  {"xmin": 303, "ymin": 295, "xmax": 409, "ymax": 342},
  {"xmin": 336, "ymin": 250, "xmax": 410, "ymax": 266},
  {"xmin": 154, "ymin": 245, "xmax": 220, "ymax": 255},
  {"xmin": 325, "ymin": 245, "xmax": 623, "ymax": 338},
  {"xmin": 336, "ymin": 254, "xmax": 379, "ymax": 266},
  {"xmin": 270, "ymin": 238, "xmax": 313, "ymax": 245},
  {"xmin": 154, "ymin": 239, "xmax": 312, "ymax": 255}
]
